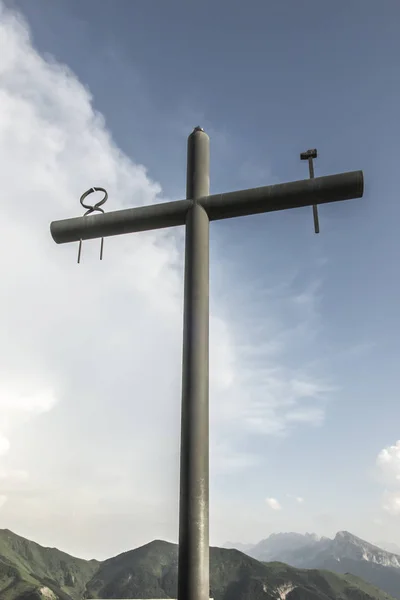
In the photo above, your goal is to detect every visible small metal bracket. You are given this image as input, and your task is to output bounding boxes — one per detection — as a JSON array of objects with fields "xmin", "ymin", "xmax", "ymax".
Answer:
[
  {"xmin": 77, "ymin": 187, "xmax": 108, "ymax": 263},
  {"xmin": 300, "ymin": 149, "xmax": 319, "ymax": 234}
]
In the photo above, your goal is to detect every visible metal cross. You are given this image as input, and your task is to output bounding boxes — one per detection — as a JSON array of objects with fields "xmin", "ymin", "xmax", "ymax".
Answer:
[{"xmin": 50, "ymin": 126, "xmax": 364, "ymax": 600}]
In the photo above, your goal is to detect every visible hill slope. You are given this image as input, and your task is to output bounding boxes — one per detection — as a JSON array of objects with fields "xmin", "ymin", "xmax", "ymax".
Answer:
[
  {"xmin": 0, "ymin": 530, "xmax": 395, "ymax": 600},
  {"xmin": 0, "ymin": 529, "xmax": 99, "ymax": 600},
  {"xmin": 86, "ymin": 540, "xmax": 396, "ymax": 599}
]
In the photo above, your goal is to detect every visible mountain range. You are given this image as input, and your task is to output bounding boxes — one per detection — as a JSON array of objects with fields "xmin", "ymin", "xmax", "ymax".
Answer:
[
  {"xmin": 0, "ymin": 528, "xmax": 396, "ymax": 600},
  {"xmin": 225, "ymin": 531, "xmax": 400, "ymax": 599}
]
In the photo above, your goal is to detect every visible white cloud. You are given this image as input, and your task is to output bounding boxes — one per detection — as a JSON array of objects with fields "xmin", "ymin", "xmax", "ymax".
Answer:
[
  {"xmin": 382, "ymin": 491, "xmax": 400, "ymax": 516},
  {"xmin": 375, "ymin": 442, "xmax": 400, "ymax": 517},
  {"xmin": 0, "ymin": 2, "xmax": 333, "ymax": 558},
  {"xmin": 0, "ymin": 434, "xmax": 10, "ymax": 457},
  {"xmin": 265, "ymin": 497, "xmax": 282, "ymax": 511},
  {"xmin": 0, "ymin": 386, "xmax": 57, "ymax": 415},
  {"xmin": 0, "ymin": 469, "xmax": 28, "ymax": 482},
  {"xmin": 376, "ymin": 441, "xmax": 400, "ymax": 485},
  {"xmin": 0, "ymin": 495, "xmax": 7, "ymax": 509}
]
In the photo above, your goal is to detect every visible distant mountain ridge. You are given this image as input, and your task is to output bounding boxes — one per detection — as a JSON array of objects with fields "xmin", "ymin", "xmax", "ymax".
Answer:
[
  {"xmin": 223, "ymin": 541, "xmax": 255, "ymax": 552},
  {"xmin": 226, "ymin": 530, "xmax": 400, "ymax": 599},
  {"xmin": 244, "ymin": 532, "xmax": 324, "ymax": 563},
  {"xmin": 0, "ymin": 528, "xmax": 395, "ymax": 600}
]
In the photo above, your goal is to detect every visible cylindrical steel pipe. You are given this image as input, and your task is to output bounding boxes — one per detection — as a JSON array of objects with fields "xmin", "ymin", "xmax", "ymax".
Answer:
[
  {"xmin": 200, "ymin": 170, "xmax": 364, "ymax": 221},
  {"xmin": 50, "ymin": 199, "xmax": 192, "ymax": 244},
  {"xmin": 178, "ymin": 127, "xmax": 210, "ymax": 600}
]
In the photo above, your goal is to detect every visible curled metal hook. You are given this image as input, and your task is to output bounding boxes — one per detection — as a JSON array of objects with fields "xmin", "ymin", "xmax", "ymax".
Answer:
[{"xmin": 77, "ymin": 187, "xmax": 108, "ymax": 263}]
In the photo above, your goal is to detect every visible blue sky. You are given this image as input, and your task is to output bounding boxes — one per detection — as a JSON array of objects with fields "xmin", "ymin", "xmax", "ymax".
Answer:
[{"xmin": 0, "ymin": 0, "xmax": 400, "ymax": 559}]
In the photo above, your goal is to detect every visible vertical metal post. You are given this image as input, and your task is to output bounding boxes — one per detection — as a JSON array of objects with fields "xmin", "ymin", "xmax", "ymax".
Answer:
[{"xmin": 178, "ymin": 126, "xmax": 210, "ymax": 600}]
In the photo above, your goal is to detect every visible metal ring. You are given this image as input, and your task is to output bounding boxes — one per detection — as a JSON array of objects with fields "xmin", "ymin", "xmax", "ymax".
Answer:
[
  {"xmin": 80, "ymin": 187, "xmax": 108, "ymax": 215},
  {"xmin": 77, "ymin": 187, "xmax": 108, "ymax": 264}
]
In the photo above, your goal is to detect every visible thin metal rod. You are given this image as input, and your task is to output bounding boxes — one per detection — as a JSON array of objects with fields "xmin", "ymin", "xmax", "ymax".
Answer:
[
  {"xmin": 178, "ymin": 127, "xmax": 210, "ymax": 600},
  {"xmin": 308, "ymin": 157, "xmax": 320, "ymax": 234},
  {"xmin": 50, "ymin": 171, "xmax": 363, "ymax": 244},
  {"xmin": 77, "ymin": 239, "xmax": 82, "ymax": 264},
  {"xmin": 312, "ymin": 204, "xmax": 319, "ymax": 234},
  {"xmin": 308, "ymin": 157, "xmax": 315, "ymax": 179}
]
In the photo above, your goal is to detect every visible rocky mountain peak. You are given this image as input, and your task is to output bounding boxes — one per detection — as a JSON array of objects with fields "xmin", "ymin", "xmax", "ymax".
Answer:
[{"xmin": 332, "ymin": 531, "xmax": 400, "ymax": 569}]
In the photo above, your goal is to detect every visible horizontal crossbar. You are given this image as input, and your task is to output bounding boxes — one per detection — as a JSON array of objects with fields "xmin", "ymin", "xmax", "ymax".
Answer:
[{"xmin": 50, "ymin": 171, "xmax": 363, "ymax": 244}]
